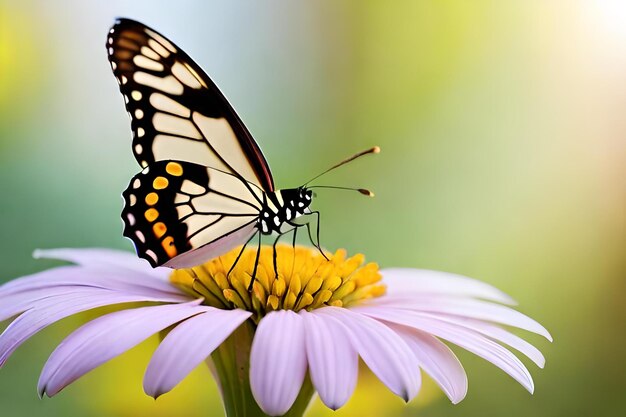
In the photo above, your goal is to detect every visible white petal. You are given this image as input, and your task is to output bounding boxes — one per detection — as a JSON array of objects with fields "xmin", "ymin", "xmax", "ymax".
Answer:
[
  {"xmin": 144, "ymin": 308, "xmax": 251, "ymax": 398},
  {"xmin": 315, "ymin": 307, "xmax": 421, "ymax": 401},
  {"xmin": 358, "ymin": 306, "xmax": 535, "ymax": 392},
  {"xmin": 391, "ymin": 325, "xmax": 467, "ymax": 403},
  {"xmin": 250, "ymin": 311, "xmax": 307, "ymax": 416},
  {"xmin": 300, "ymin": 310, "xmax": 358, "ymax": 410},
  {"xmin": 381, "ymin": 268, "xmax": 516, "ymax": 305}
]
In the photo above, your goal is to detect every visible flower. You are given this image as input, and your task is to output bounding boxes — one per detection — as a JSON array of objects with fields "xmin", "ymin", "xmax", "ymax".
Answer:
[{"xmin": 0, "ymin": 245, "xmax": 551, "ymax": 417}]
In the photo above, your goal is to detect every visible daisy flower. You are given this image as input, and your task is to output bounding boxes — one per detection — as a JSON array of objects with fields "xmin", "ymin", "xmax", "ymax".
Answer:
[{"xmin": 0, "ymin": 245, "xmax": 551, "ymax": 417}]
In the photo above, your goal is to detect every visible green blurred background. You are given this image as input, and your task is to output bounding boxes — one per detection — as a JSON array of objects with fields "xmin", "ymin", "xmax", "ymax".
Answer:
[{"xmin": 1, "ymin": 1, "xmax": 624, "ymax": 416}]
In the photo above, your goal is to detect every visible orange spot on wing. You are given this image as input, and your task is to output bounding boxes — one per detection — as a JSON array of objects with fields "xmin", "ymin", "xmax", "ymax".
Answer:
[
  {"xmin": 145, "ymin": 208, "xmax": 159, "ymax": 222},
  {"xmin": 166, "ymin": 162, "xmax": 183, "ymax": 176},
  {"xmin": 153, "ymin": 177, "xmax": 169, "ymax": 189},
  {"xmin": 145, "ymin": 192, "xmax": 159, "ymax": 205},
  {"xmin": 162, "ymin": 236, "xmax": 177, "ymax": 258},
  {"xmin": 153, "ymin": 222, "xmax": 167, "ymax": 238}
]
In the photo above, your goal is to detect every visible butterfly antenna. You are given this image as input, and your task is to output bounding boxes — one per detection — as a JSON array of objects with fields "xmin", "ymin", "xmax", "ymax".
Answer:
[
  {"xmin": 307, "ymin": 185, "xmax": 375, "ymax": 197},
  {"xmin": 303, "ymin": 146, "xmax": 380, "ymax": 186}
]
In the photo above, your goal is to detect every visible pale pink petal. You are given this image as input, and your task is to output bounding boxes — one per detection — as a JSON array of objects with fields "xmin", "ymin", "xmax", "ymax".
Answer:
[
  {"xmin": 144, "ymin": 308, "xmax": 251, "ymax": 398},
  {"xmin": 381, "ymin": 268, "xmax": 516, "ymax": 305},
  {"xmin": 391, "ymin": 325, "xmax": 467, "ymax": 403},
  {"xmin": 0, "ymin": 288, "xmax": 186, "ymax": 366},
  {"xmin": 0, "ymin": 266, "xmax": 185, "ymax": 299},
  {"xmin": 33, "ymin": 248, "xmax": 169, "ymax": 280},
  {"xmin": 300, "ymin": 310, "xmax": 358, "ymax": 410},
  {"xmin": 38, "ymin": 301, "xmax": 209, "ymax": 397},
  {"xmin": 357, "ymin": 306, "xmax": 535, "ymax": 392},
  {"xmin": 369, "ymin": 297, "xmax": 552, "ymax": 341},
  {"xmin": 250, "ymin": 310, "xmax": 307, "ymax": 416},
  {"xmin": 0, "ymin": 282, "xmax": 188, "ymax": 323},
  {"xmin": 0, "ymin": 286, "xmax": 100, "ymax": 322},
  {"xmin": 315, "ymin": 307, "xmax": 421, "ymax": 401}
]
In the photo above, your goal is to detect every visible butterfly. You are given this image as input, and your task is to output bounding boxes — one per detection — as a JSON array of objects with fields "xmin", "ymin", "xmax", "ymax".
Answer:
[{"xmin": 107, "ymin": 18, "xmax": 378, "ymax": 284}]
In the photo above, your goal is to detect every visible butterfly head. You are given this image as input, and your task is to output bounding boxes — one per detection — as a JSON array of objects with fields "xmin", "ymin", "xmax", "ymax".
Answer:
[{"xmin": 278, "ymin": 187, "xmax": 313, "ymax": 215}]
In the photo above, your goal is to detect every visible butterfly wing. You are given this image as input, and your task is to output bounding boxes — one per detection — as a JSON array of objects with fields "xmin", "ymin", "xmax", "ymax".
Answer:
[
  {"xmin": 122, "ymin": 160, "xmax": 261, "ymax": 268},
  {"xmin": 107, "ymin": 18, "xmax": 274, "ymax": 192}
]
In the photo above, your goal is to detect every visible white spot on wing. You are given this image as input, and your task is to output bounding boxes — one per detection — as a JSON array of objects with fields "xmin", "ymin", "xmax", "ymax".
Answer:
[
  {"xmin": 181, "ymin": 180, "xmax": 206, "ymax": 195},
  {"xmin": 145, "ymin": 249, "xmax": 158, "ymax": 263},
  {"xmin": 140, "ymin": 46, "xmax": 160, "ymax": 60},
  {"xmin": 187, "ymin": 216, "xmax": 255, "ymax": 248},
  {"xmin": 137, "ymin": 127, "xmax": 145, "ymax": 137},
  {"xmin": 133, "ymin": 178, "xmax": 141, "ymax": 188},
  {"xmin": 129, "ymin": 194, "xmax": 137, "ymax": 206},
  {"xmin": 131, "ymin": 91, "xmax": 142, "ymax": 101},
  {"xmin": 150, "ymin": 93, "xmax": 191, "ymax": 117},
  {"xmin": 153, "ymin": 112, "xmax": 201, "ymax": 139},
  {"xmin": 175, "ymin": 193, "xmax": 190, "ymax": 204},
  {"xmin": 135, "ymin": 230, "xmax": 146, "ymax": 243},
  {"xmin": 148, "ymin": 39, "xmax": 170, "ymax": 58},
  {"xmin": 172, "ymin": 62, "xmax": 202, "ymax": 89},
  {"xmin": 133, "ymin": 55, "xmax": 164, "ymax": 72},
  {"xmin": 135, "ymin": 144, "xmax": 143, "ymax": 154},
  {"xmin": 127, "ymin": 213, "xmax": 136, "ymax": 226},
  {"xmin": 134, "ymin": 72, "xmax": 184, "ymax": 95},
  {"xmin": 193, "ymin": 113, "xmax": 260, "ymax": 186},
  {"xmin": 177, "ymin": 204, "xmax": 193, "ymax": 218},
  {"xmin": 152, "ymin": 135, "xmax": 227, "ymax": 171},
  {"xmin": 135, "ymin": 109, "xmax": 144, "ymax": 119},
  {"xmin": 145, "ymin": 28, "xmax": 177, "ymax": 52}
]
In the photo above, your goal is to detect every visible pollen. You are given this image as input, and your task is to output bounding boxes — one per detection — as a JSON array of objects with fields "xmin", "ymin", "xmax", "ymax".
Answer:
[{"xmin": 169, "ymin": 245, "xmax": 386, "ymax": 320}]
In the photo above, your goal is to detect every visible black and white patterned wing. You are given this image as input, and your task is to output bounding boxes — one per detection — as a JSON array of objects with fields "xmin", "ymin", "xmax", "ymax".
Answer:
[
  {"xmin": 107, "ymin": 18, "xmax": 275, "ymax": 192},
  {"xmin": 122, "ymin": 160, "xmax": 261, "ymax": 268}
]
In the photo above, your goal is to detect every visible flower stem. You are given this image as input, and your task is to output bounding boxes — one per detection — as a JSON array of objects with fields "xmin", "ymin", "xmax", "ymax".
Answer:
[{"xmin": 208, "ymin": 320, "xmax": 315, "ymax": 417}]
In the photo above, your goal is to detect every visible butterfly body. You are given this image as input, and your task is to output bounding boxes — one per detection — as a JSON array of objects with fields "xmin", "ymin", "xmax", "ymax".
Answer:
[{"xmin": 259, "ymin": 188, "xmax": 313, "ymax": 235}]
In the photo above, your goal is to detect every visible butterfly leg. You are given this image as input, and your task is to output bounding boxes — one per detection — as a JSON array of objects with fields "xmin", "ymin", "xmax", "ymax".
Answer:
[
  {"xmin": 248, "ymin": 231, "xmax": 262, "ymax": 292},
  {"xmin": 290, "ymin": 226, "xmax": 298, "ymax": 277},
  {"xmin": 227, "ymin": 231, "xmax": 258, "ymax": 279},
  {"xmin": 272, "ymin": 233, "xmax": 281, "ymax": 280},
  {"xmin": 305, "ymin": 211, "xmax": 329, "ymax": 261}
]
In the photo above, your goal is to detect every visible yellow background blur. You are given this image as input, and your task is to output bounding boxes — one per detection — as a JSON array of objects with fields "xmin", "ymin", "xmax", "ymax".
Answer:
[{"xmin": 1, "ymin": 1, "xmax": 624, "ymax": 416}]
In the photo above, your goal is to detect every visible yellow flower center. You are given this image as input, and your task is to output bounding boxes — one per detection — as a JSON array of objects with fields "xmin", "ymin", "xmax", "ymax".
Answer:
[{"xmin": 169, "ymin": 245, "xmax": 386, "ymax": 318}]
